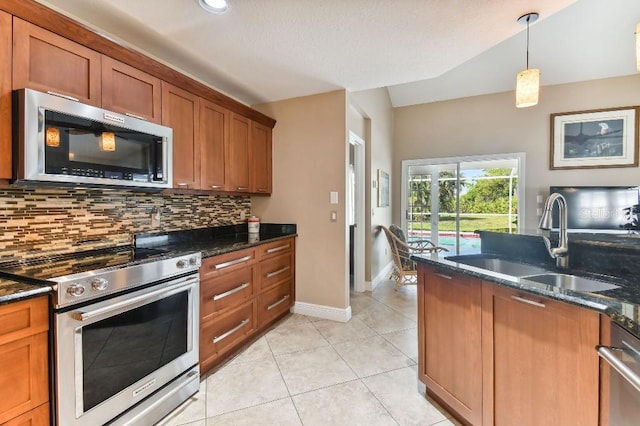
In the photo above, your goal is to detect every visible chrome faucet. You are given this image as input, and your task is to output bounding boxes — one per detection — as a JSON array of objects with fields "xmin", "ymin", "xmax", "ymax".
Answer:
[{"xmin": 538, "ymin": 192, "xmax": 569, "ymax": 269}]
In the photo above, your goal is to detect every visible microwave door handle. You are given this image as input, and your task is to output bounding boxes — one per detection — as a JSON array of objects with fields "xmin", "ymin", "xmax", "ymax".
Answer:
[{"xmin": 597, "ymin": 345, "xmax": 640, "ymax": 393}]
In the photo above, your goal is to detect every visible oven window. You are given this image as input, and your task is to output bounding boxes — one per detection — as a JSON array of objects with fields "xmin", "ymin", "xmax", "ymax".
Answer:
[{"xmin": 82, "ymin": 291, "xmax": 188, "ymax": 411}]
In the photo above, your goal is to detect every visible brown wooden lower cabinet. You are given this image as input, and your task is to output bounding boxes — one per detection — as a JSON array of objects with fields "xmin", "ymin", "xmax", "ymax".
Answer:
[
  {"xmin": 199, "ymin": 238, "xmax": 295, "ymax": 373},
  {"xmin": 418, "ymin": 265, "xmax": 482, "ymax": 426},
  {"xmin": 482, "ymin": 282, "xmax": 600, "ymax": 426},
  {"xmin": 2, "ymin": 402, "xmax": 49, "ymax": 426},
  {"xmin": 0, "ymin": 296, "xmax": 49, "ymax": 425},
  {"xmin": 418, "ymin": 264, "xmax": 601, "ymax": 426}
]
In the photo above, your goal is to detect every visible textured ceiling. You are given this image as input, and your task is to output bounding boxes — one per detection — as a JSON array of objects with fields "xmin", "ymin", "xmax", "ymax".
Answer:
[{"xmin": 36, "ymin": 0, "xmax": 639, "ymax": 107}]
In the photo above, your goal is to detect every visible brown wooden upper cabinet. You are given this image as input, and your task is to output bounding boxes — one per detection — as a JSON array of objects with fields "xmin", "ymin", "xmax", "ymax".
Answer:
[
  {"xmin": 251, "ymin": 121, "xmax": 272, "ymax": 194},
  {"xmin": 162, "ymin": 82, "xmax": 200, "ymax": 189},
  {"xmin": 101, "ymin": 56, "xmax": 162, "ymax": 123},
  {"xmin": 0, "ymin": 11, "xmax": 12, "ymax": 180},
  {"xmin": 13, "ymin": 18, "xmax": 102, "ymax": 106},
  {"xmin": 227, "ymin": 114, "xmax": 251, "ymax": 193},
  {"xmin": 200, "ymin": 99, "xmax": 229, "ymax": 191}
]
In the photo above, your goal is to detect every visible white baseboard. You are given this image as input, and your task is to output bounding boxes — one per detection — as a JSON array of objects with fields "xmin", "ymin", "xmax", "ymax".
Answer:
[
  {"xmin": 291, "ymin": 302, "xmax": 352, "ymax": 323},
  {"xmin": 369, "ymin": 261, "xmax": 393, "ymax": 291}
]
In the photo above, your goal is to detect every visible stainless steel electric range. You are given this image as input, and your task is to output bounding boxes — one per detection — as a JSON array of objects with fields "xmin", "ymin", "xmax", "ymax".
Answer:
[{"xmin": 0, "ymin": 247, "xmax": 202, "ymax": 426}]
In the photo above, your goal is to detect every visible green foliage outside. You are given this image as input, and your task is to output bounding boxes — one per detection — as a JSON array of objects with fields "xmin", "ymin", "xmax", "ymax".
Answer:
[{"xmin": 407, "ymin": 168, "xmax": 517, "ymax": 233}]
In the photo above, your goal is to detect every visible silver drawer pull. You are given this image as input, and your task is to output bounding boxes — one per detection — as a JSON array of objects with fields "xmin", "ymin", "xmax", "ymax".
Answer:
[
  {"xmin": 266, "ymin": 266, "xmax": 290, "ymax": 278},
  {"xmin": 434, "ymin": 272, "xmax": 452, "ymax": 280},
  {"xmin": 125, "ymin": 112, "xmax": 147, "ymax": 121},
  {"xmin": 267, "ymin": 294, "xmax": 290, "ymax": 311},
  {"xmin": 210, "ymin": 185, "xmax": 222, "ymax": 189},
  {"xmin": 213, "ymin": 319, "xmax": 249, "ymax": 344},
  {"xmin": 176, "ymin": 182, "xmax": 190, "ymax": 187},
  {"xmin": 511, "ymin": 295, "xmax": 546, "ymax": 308},
  {"xmin": 213, "ymin": 282, "xmax": 250, "ymax": 301},
  {"xmin": 598, "ymin": 346, "xmax": 640, "ymax": 393},
  {"xmin": 47, "ymin": 91, "xmax": 79, "ymax": 102},
  {"xmin": 257, "ymin": 188, "xmax": 268, "ymax": 192},
  {"xmin": 237, "ymin": 187, "xmax": 249, "ymax": 191},
  {"xmin": 214, "ymin": 255, "xmax": 252, "ymax": 270},
  {"xmin": 267, "ymin": 245, "xmax": 289, "ymax": 254}
]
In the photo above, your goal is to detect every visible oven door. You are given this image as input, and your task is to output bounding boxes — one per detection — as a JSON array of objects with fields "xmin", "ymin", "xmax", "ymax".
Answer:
[
  {"xmin": 598, "ymin": 323, "xmax": 640, "ymax": 426},
  {"xmin": 54, "ymin": 274, "xmax": 199, "ymax": 426}
]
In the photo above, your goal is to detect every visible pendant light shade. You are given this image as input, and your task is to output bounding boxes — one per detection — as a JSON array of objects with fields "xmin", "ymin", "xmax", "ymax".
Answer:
[
  {"xmin": 515, "ymin": 13, "xmax": 539, "ymax": 108},
  {"xmin": 516, "ymin": 68, "xmax": 540, "ymax": 108},
  {"xmin": 636, "ymin": 23, "xmax": 640, "ymax": 71}
]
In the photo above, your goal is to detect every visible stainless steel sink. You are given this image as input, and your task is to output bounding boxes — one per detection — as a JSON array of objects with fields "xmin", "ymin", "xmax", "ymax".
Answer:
[
  {"xmin": 445, "ymin": 255, "xmax": 550, "ymax": 277},
  {"xmin": 522, "ymin": 273, "xmax": 620, "ymax": 293}
]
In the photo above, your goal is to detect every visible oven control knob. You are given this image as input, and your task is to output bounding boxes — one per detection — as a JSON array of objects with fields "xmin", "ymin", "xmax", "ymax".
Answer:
[
  {"xmin": 91, "ymin": 278, "xmax": 109, "ymax": 291},
  {"xmin": 189, "ymin": 256, "xmax": 198, "ymax": 266},
  {"xmin": 176, "ymin": 259, "xmax": 188, "ymax": 269},
  {"xmin": 67, "ymin": 284, "xmax": 86, "ymax": 297}
]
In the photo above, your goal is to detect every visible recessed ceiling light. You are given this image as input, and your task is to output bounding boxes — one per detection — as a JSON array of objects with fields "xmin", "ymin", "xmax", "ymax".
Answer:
[{"xmin": 199, "ymin": 0, "xmax": 229, "ymax": 14}]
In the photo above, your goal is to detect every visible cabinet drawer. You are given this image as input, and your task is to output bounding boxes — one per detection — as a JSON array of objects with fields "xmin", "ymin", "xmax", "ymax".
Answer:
[
  {"xmin": 3, "ymin": 402, "xmax": 49, "ymax": 426},
  {"xmin": 201, "ymin": 267, "xmax": 255, "ymax": 321},
  {"xmin": 200, "ymin": 300, "xmax": 256, "ymax": 365},
  {"xmin": 258, "ymin": 281, "xmax": 292, "ymax": 328},
  {"xmin": 0, "ymin": 297, "xmax": 49, "ymax": 346},
  {"xmin": 258, "ymin": 253, "xmax": 293, "ymax": 292},
  {"xmin": 200, "ymin": 248, "xmax": 256, "ymax": 281},
  {"xmin": 257, "ymin": 238, "xmax": 293, "ymax": 260},
  {"xmin": 0, "ymin": 332, "xmax": 49, "ymax": 424}
]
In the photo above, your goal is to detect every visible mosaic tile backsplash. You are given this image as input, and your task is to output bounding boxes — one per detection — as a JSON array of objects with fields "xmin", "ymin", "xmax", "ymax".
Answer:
[{"xmin": 0, "ymin": 188, "xmax": 251, "ymax": 261}]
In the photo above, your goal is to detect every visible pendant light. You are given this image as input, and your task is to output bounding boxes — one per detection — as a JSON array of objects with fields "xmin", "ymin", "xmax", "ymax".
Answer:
[{"xmin": 515, "ymin": 12, "xmax": 540, "ymax": 108}]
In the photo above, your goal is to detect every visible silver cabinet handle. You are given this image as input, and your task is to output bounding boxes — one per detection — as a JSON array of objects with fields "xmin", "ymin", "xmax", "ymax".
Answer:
[
  {"xmin": 598, "ymin": 345, "xmax": 640, "ymax": 393},
  {"xmin": 266, "ymin": 266, "xmax": 290, "ymax": 278},
  {"xmin": 176, "ymin": 182, "xmax": 190, "ymax": 187},
  {"xmin": 213, "ymin": 319, "xmax": 249, "ymax": 344},
  {"xmin": 434, "ymin": 272, "xmax": 452, "ymax": 280},
  {"xmin": 257, "ymin": 188, "xmax": 268, "ymax": 192},
  {"xmin": 267, "ymin": 245, "xmax": 289, "ymax": 254},
  {"xmin": 47, "ymin": 91, "xmax": 79, "ymax": 102},
  {"xmin": 212, "ymin": 282, "xmax": 250, "ymax": 301},
  {"xmin": 210, "ymin": 185, "xmax": 222, "ymax": 189},
  {"xmin": 125, "ymin": 112, "xmax": 147, "ymax": 121},
  {"xmin": 267, "ymin": 294, "xmax": 290, "ymax": 311},
  {"xmin": 237, "ymin": 187, "xmax": 249, "ymax": 191},
  {"xmin": 511, "ymin": 295, "xmax": 546, "ymax": 308},
  {"xmin": 214, "ymin": 255, "xmax": 252, "ymax": 270}
]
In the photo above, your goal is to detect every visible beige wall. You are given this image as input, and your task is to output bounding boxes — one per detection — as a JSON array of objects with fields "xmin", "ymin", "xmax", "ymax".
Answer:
[
  {"xmin": 394, "ymin": 74, "xmax": 640, "ymax": 230},
  {"xmin": 349, "ymin": 88, "xmax": 394, "ymax": 282},
  {"xmin": 252, "ymin": 90, "xmax": 349, "ymax": 310}
]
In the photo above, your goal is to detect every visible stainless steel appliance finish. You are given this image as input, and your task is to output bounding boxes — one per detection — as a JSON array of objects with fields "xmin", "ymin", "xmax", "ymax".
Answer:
[
  {"xmin": 14, "ymin": 88, "xmax": 173, "ymax": 189},
  {"xmin": 598, "ymin": 323, "xmax": 640, "ymax": 426},
  {"xmin": 0, "ymin": 249, "xmax": 202, "ymax": 426}
]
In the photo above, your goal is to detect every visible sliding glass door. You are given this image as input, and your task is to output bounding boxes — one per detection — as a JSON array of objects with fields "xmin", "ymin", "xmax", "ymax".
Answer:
[{"xmin": 401, "ymin": 153, "xmax": 525, "ymax": 255}]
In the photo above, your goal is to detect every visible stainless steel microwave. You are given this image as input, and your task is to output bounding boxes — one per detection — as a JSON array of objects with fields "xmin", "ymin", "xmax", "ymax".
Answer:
[{"xmin": 13, "ymin": 89, "xmax": 173, "ymax": 190}]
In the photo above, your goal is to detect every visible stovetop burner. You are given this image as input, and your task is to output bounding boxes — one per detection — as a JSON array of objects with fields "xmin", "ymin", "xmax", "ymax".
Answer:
[{"xmin": 0, "ymin": 246, "xmax": 201, "ymax": 309}]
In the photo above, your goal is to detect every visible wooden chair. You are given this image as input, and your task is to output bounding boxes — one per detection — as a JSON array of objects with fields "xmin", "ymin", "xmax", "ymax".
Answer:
[{"xmin": 379, "ymin": 225, "xmax": 448, "ymax": 289}]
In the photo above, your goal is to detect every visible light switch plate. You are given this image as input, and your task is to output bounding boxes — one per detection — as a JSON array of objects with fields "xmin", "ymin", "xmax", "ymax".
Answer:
[
  {"xmin": 330, "ymin": 191, "xmax": 338, "ymax": 204},
  {"xmin": 330, "ymin": 211, "xmax": 337, "ymax": 221}
]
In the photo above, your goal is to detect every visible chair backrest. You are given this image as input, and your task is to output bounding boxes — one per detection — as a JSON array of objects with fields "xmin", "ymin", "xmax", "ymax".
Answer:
[
  {"xmin": 380, "ymin": 225, "xmax": 412, "ymax": 270},
  {"xmin": 388, "ymin": 224, "xmax": 411, "ymax": 265}
]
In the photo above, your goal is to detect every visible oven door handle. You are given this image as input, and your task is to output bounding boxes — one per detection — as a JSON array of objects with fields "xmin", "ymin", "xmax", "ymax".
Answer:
[
  {"xmin": 597, "ymin": 345, "xmax": 640, "ymax": 393},
  {"xmin": 71, "ymin": 279, "xmax": 195, "ymax": 322}
]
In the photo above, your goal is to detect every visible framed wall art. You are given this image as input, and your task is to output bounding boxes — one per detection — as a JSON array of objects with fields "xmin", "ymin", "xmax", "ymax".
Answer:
[
  {"xmin": 550, "ymin": 106, "xmax": 639, "ymax": 170},
  {"xmin": 377, "ymin": 169, "xmax": 389, "ymax": 207}
]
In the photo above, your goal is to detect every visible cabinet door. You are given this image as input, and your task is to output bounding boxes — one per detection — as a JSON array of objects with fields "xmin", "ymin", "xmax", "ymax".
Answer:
[
  {"xmin": 0, "ymin": 11, "xmax": 12, "ymax": 179},
  {"xmin": 482, "ymin": 283, "xmax": 599, "ymax": 426},
  {"xmin": 250, "ymin": 121, "xmax": 272, "ymax": 194},
  {"xmin": 418, "ymin": 265, "xmax": 482, "ymax": 425},
  {"xmin": 101, "ymin": 56, "xmax": 162, "ymax": 123},
  {"xmin": 13, "ymin": 18, "xmax": 101, "ymax": 105},
  {"xmin": 162, "ymin": 83, "xmax": 200, "ymax": 189},
  {"xmin": 257, "ymin": 281, "xmax": 292, "ymax": 328},
  {"xmin": 227, "ymin": 114, "xmax": 251, "ymax": 193},
  {"xmin": 200, "ymin": 99, "xmax": 228, "ymax": 191},
  {"xmin": 2, "ymin": 402, "xmax": 49, "ymax": 426}
]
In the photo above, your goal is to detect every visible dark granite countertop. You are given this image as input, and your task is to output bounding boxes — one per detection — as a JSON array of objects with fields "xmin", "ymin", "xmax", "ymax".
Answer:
[
  {"xmin": 0, "ymin": 277, "xmax": 52, "ymax": 305},
  {"xmin": 0, "ymin": 223, "xmax": 297, "ymax": 305},
  {"xmin": 413, "ymin": 252, "xmax": 640, "ymax": 338}
]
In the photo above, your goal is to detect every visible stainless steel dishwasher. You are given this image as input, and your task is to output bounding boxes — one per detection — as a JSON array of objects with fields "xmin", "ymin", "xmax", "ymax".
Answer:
[{"xmin": 598, "ymin": 323, "xmax": 640, "ymax": 426}]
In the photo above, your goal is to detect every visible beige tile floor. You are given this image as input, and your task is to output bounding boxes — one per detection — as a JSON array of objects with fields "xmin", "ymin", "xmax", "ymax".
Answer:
[{"xmin": 157, "ymin": 280, "xmax": 459, "ymax": 426}]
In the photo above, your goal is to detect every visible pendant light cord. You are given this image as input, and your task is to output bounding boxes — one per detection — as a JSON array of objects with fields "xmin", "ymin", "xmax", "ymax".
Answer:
[{"xmin": 526, "ymin": 15, "xmax": 530, "ymax": 70}]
